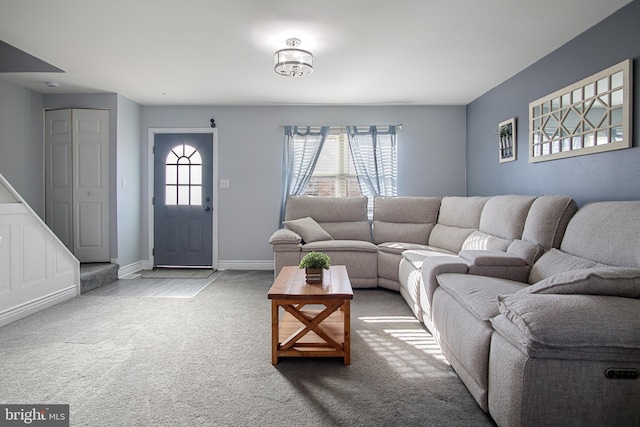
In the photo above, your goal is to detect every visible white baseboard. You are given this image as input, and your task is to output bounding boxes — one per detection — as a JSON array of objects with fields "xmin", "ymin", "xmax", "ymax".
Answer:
[
  {"xmin": 217, "ymin": 260, "xmax": 274, "ymax": 271},
  {"xmin": 0, "ymin": 286, "xmax": 78, "ymax": 328},
  {"xmin": 118, "ymin": 260, "xmax": 148, "ymax": 278}
]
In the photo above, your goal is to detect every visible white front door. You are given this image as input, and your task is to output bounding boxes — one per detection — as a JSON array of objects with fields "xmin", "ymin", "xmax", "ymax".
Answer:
[{"xmin": 45, "ymin": 109, "xmax": 110, "ymax": 262}]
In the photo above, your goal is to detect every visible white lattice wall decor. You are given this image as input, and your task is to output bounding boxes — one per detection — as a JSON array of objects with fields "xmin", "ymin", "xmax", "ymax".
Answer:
[{"xmin": 529, "ymin": 59, "xmax": 632, "ymax": 163}]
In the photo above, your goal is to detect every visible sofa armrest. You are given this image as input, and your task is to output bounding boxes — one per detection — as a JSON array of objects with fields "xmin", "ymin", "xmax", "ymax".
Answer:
[
  {"xmin": 421, "ymin": 256, "xmax": 471, "ymax": 308},
  {"xmin": 492, "ymin": 293, "xmax": 640, "ymax": 361},
  {"xmin": 459, "ymin": 250, "xmax": 526, "ymax": 266},
  {"xmin": 458, "ymin": 250, "xmax": 531, "ymax": 282}
]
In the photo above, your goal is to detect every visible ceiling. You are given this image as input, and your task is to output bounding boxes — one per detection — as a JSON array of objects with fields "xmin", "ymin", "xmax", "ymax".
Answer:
[{"xmin": 0, "ymin": 0, "xmax": 632, "ymax": 106}]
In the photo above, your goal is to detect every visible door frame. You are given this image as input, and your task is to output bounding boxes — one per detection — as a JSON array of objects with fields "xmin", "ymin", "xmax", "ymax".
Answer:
[{"xmin": 147, "ymin": 128, "xmax": 219, "ymax": 270}]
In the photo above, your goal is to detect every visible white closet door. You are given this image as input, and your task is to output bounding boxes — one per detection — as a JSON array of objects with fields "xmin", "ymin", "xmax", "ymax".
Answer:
[
  {"xmin": 73, "ymin": 109, "xmax": 110, "ymax": 262},
  {"xmin": 45, "ymin": 109, "xmax": 74, "ymax": 251},
  {"xmin": 45, "ymin": 109, "xmax": 110, "ymax": 262}
]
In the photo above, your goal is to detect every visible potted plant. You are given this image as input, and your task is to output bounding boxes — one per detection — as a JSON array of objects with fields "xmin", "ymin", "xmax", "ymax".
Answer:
[{"xmin": 299, "ymin": 251, "xmax": 331, "ymax": 283}]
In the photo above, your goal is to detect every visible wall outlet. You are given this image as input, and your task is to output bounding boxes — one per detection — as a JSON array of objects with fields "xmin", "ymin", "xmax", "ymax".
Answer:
[{"xmin": 220, "ymin": 179, "xmax": 230, "ymax": 189}]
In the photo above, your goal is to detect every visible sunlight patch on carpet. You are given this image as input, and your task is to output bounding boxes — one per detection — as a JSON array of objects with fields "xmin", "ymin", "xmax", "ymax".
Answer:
[{"xmin": 357, "ymin": 315, "xmax": 450, "ymax": 378}]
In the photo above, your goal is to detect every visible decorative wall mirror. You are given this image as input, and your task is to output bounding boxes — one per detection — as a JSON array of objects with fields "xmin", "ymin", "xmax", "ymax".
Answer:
[
  {"xmin": 528, "ymin": 59, "xmax": 632, "ymax": 163},
  {"xmin": 498, "ymin": 117, "xmax": 516, "ymax": 163}
]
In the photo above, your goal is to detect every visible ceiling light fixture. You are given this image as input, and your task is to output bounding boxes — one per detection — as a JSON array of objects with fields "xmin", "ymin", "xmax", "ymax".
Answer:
[{"xmin": 274, "ymin": 38, "xmax": 313, "ymax": 77}]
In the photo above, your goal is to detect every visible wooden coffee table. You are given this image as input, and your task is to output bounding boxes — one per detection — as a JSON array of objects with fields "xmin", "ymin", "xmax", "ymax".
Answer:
[{"xmin": 268, "ymin": 265, "xmax": 353, "ymax": 365}]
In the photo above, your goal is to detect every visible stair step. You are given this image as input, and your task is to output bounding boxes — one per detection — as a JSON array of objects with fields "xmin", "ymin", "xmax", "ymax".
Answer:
[{"xmin": 80, "ymin": 263, "xmax": 119, "ymax": 294}]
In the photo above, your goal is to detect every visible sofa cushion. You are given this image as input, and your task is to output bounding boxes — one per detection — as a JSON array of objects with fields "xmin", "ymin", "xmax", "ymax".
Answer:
[
  {"xmin": 493, "ymin": 294, "xmax": 640, "ymax": 359},
  {"xmin": 377, "ymin": 242, "xmax": 432, "ymax": 255},
  {"xmin": 521, "ymin": 195, "xmax": 577, "ymax": 249},
  {"xmin": 320, "ymin": 221, "xmax": 372, "ymax": 242},
  {"xmin": 373, "ymin": 196, "xmax": 441, "ymax": 223},
  {"xmin": 507, "ymin": 239, "xmax": 544, "ymax": 266},
  {"xmin": 521, "ymin": 267, "xmax": 640, "ymax": 298},
  {"xmin": 560, "ymin": 201, "xmax": 640, "ymax": 268},
  {"xmin": 461, "ymin": 231, "xmax": 511, "ymax": 252},
  {"xmin": 528, "ymin": 248, "xmax": 597, "ymax": 284},
  {"xmin": 437, "ymin": 196, "xmax": 489, "ymax": 228},
  {"xmin": 284, "ymin": 195, "xmax": 368, "ymax": 222},
  {"xmin": 479, "ymin": 195, "xmax": 536, "ymax": 240},
  {"xmin": 283, "ymin": 196, "xmax": 371, "ymax": 241},
  {"xmin": 372, "ymin": 196, "xmax": 440, "ymax": 244},
  {"xmin": 437, "ymin": 274, "xmax": 527, "ymax": 320},
  {"xmin": 428, "ymin": 196, "xmax": 489, "ymax": 253},
  {"xmin": 283, "ymin": 216, "xmax": 333, "ymax": 243},
  {"xmin": 303, "ymin": 239, "xmax": 378, "ymax": 253},
  {"xmin": 429, "ymin": 225, "xmax": 476, "ymax": 254},
  {"xmin": 373, "ymin": 222, "xmax": 434, "ymax": 245}
]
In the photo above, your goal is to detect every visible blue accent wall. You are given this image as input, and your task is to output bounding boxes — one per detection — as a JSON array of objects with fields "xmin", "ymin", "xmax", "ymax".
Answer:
[{"xmin": 466, "ymin": 0, "xmax": 640, "ymax": 206}]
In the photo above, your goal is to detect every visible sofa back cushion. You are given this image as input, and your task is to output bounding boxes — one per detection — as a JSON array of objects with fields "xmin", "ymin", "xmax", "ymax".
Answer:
[
  {"xmin": 560, "ymin": 201, "xmax": 640, "ymax": 268},
  {"xmin": 284, "ymin": 196, "xmax": 371, "ymax": 241},
  {"xmin": 461, "ymin": 230, "xmax": 511, "ymax": 251},
  {"xmin": 428, "ymin": 196, "xmax": 489, "ymax": 253},
  {"xmin": 528, "ymin": 248, "xmax": 598, "ymax": 283},
  {"xmin": 478, "ymin": 195, "xmax": 536, "ymax": 240},
  {"xmin": 372, "ymin": 196, "xmax": 440, "ymax": 244},
  {"xmin": 321, "ymin": 222, "xmax": 372, "ymax": 241},
  {"xmin": 521, "ymin": 195, "xmax": 578, "ymax": 249}
]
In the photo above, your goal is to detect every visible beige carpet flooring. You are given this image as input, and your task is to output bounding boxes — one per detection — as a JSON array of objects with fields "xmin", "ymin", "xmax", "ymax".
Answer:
[{"xmin": 0, "ymin": 270, "xmax": 495, "ymax": 426}]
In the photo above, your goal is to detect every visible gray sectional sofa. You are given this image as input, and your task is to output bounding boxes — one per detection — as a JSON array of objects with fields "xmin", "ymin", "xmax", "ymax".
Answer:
[{"xmin": 269, "ymin": 195, "xmax": 640, "ymax": 427}]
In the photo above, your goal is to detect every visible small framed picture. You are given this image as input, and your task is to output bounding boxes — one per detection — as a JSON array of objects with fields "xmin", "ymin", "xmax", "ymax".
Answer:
[{"xmin": 498, "ymin": 118, "xmax": 516, "ymax": 163}]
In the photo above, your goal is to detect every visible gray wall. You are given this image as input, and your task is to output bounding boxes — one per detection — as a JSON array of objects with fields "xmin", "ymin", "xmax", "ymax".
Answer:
[
  {"xmin": 141, "ymin": 106, "xmax": 467, "ymax": 263},
  {"xmin": 0, "ymin": 81, "xmax": 466, "ymax": 268},
  {"xmin": 0, "ymin": 80, "xmax": 45, "ymax": 215},
  {"xmin": 466, "ymin": 0, "xmax": 640, "ymax": 206},
  {"xmin": 116, "ymin": 95, "xmax": 143, "ymax": 267}
]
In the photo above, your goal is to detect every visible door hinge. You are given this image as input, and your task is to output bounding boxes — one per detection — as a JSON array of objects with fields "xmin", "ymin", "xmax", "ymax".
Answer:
[
  {"xmin": 152, "ymin": 197, "xmax": 154, "ymax": 205},
  {"xmin": 152, "ymin": 248, "xmax": 155, "ymax": 256}
]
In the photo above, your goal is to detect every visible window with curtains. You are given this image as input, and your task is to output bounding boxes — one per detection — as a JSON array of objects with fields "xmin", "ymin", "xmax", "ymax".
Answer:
[
  {"xmin": 302, "ymin": 129, "xmax": 362, "ymax": 197},
  {"xmin": 280, "ymin": 125, "xmax": 397, "ymax": 223}
]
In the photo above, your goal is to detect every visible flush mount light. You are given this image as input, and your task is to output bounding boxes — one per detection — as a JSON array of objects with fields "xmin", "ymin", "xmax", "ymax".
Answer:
[{"xmin": 274, "ymin": 38, "xmax": 313, "ymax": 77}]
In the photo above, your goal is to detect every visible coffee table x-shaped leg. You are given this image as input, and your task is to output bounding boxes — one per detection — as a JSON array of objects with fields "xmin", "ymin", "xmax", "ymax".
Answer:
[{"xmin": 271, "ymin": 299, "xmax": 351, "ymax": 365}]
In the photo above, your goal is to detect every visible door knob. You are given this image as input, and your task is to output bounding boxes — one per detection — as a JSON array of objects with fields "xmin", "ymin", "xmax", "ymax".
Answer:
[{"xmin": 204, "ymin": 206, "xmax": 211, "ymax": 212}]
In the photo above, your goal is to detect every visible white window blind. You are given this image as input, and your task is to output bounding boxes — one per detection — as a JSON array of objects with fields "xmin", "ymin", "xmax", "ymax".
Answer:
[{"xmin": 302, "ymin": 128, "xmax": 362, "ymax": 198}]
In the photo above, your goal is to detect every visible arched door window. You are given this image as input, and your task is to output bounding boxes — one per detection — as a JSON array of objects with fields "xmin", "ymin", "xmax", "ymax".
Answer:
[{"xmin": 165, "ymin": 144, "xmax": 202, "ymax": 205}]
